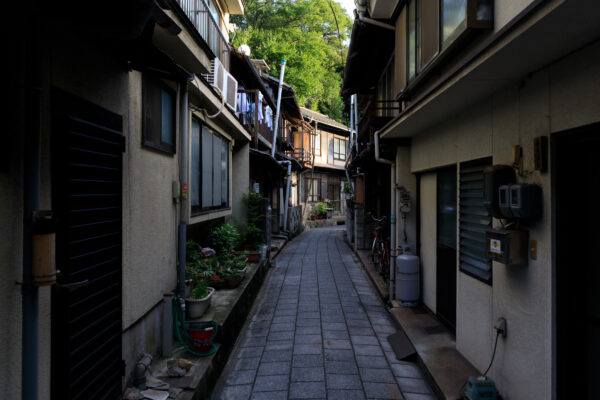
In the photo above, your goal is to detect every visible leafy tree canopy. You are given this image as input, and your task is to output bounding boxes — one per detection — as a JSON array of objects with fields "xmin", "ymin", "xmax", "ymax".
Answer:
[{"xmin": 231, "ymin": 0, "xmax": 352, "ymax": 122}]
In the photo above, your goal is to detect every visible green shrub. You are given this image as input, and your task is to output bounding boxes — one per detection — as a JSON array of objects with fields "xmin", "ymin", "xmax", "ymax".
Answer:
[
  {"xmin": 210, "ymin": 223, "xmax": 240, "ymax": 258},
  {"xmin": 191, "ymin": 281, "xmax": 209, "ymax": 299}
]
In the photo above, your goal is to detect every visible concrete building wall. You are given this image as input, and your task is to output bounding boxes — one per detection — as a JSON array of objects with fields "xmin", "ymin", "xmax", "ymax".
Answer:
[
  {"xmin": 405, "ymin": 39, "xmax": 600, "ymax": 399},
  {"xmin": 232, "ymin": 142, "xmax": 250, "ymax": 222}
]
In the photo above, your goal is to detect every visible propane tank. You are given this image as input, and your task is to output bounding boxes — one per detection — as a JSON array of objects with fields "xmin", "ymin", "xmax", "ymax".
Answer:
[{"xmin": 396, "ymin": 244, "xmax": 419, "ymax": 306}]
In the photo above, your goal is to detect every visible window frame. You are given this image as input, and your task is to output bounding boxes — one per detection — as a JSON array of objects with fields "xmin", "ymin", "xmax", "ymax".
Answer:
[
  {"xmin": 142, "ymin": 73, "xmax": 177, "ymax": 154},
  {"xmin": 333, "ymin": 137, "xmax": 346, "ymax": 161},
  {"xmin": 312, "ymin": 132, "xmax": 321, "ymax": 157},
  {"xmin": 190, "ymin": 116, "xmax": 231, "ymax": 216},
  {"xmin": 306, "ymin": 177, "xmax": 321, "ymax": 202}
]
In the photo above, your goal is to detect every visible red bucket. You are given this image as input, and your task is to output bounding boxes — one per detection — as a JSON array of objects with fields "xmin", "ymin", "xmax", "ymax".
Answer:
[{"xmin": 186, "ymin": 321, "xmax": 217, "ymax": 352}]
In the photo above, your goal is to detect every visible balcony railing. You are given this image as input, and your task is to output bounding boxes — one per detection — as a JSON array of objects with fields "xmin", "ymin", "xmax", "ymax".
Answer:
[
  {"xmin": 238, "ymin": 89, "xmax": 295, "ymax": 151},
  {"xmin": 357, "ymin": 99, "xmax": 399, "ymax": 143},
  {"xmin": 176, "ymin": 0, "xmax": 230, "ymax": 70},
  {"xmin": 289, "ymin": 148, "xmax": 312, "ymax": 168}
]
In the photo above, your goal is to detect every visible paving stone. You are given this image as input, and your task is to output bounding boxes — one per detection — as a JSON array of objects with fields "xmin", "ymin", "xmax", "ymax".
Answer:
[
  {"xmin": 322, "ymin": 322, "xmax": 347, "ymax": 331},
  {"xmin": 323, "ymin": 339, "xmax": 352, "ymax": 349},
  {"xmin": 327, "ymin": 389, "xmax": 366, "ymax": 400},
  {"xmin": 326, "ymin": 373, "xmax": 362, "ymax": 390},
  {"xmin": 272, "ymin": 316, "xmax": 296, "ymax": 324},
  {"xmin": 348, "ymin": 326, "xmax": 375, "ymax": 336},
  {"xmin": 257, "ymin": 361, "xmax": 291, "ymax": 376},
  {"xmin": 390, "ymin": 363, "xmax": 425, "ymax": 379},
  {"xmin": 230, "ymin": 356, "xmax": 261, "ymax": 371},
  {"xmin": 347, "ymin": 319, "xmax": 373, "ymax": 328},
  {"xmin": 294, "ymin": 334, "xmax": 322, "ymax": 345},
  {"xmin": 322, "ymin": 330, "xmax": 349, "ymax": 340},
  {"xmin": 288, "ymin": 381, "xmax": 326, "ymax": 399},
  {"xmin": 292, "ymin": 354, "xmax": 323, "ymax": 367},
  {"xmin": 226, "ymin": 369, "xmax": 257, "ymax": 385},
  {"xmin": 325, "ymin": 360, "xmax": 359, "ymax": 375},
  {"xmin": 296, "ymin": 318, "xmax": 321, "ymax": 327},
  {"xmin": 220, "ymin": 384, "xmax": 252, "ymax": 399},
  {"xmin": 356, "ymin": 355, "xmax": 390, "ymax": 369},
  {"xmin": 293, "ymin": 343, "xmax": 322, "ymax": 355},
  {"xmin": 402, "ymin": 393, "xmax": 438, "ymax": 400},
  {"xmin": 396, "ymin": 377, "xmax": 433, "ymax": 394},
  {"xmin": 324, "ymin": 349, "xmax": 354, "ymax": 361},
  {"xmin": 359, "ymin": 368, "xmax": 397, "ymax": 383},
  {"xmin": 253, "ymin": 375, "xmax": 290, "ymax": 392},
  {"xmin": 268, "ymin": 331, "xmax": 294, "ymax": 341},
  {"xmin": 363, "ymin": 382, "xmax": 404, "ymax": 399},
  {"xmin": 296, "ymin": 326, "xmax": 321, "ymax": 335},
  {"xmin": 351, "ymin": 335, "xmax": 380, "ymax": 346},
  {"xmin": 251, "ymin": 391, "xmax": 289, "ymax": 400},
  {"xmin": 236, "ymin": 346, "xmax": 264, "ymax": 359},
  {"xmin": 265, "ymin": 341, "xmax": 293, "ymax": 351},
  {"xmin": 261, "ymin": 349, "xmax": 293, "ymax": 363},
  {"xmin": 353, "ymin": 345, "xmax": 384, "ymax": 357},
  {"xmin": 291, "ymin": 367, "xmax": 325, "ymax": 382},
  {"xmin": 270, "ymin": 322, "xmax": 295, "ymax": 332}
]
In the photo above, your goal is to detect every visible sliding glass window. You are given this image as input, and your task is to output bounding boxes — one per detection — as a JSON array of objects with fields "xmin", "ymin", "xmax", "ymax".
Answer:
[
  {"xmin": 442, "ymin": 0, "xmax": 467, "ymax": 49},
  {"xmin": 191, "ymin": 117, "xmax": 229, "ymax": 214}
]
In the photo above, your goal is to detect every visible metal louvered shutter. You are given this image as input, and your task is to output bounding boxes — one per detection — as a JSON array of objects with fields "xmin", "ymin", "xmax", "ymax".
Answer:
[
  {"xmin": 52, "ymin": 90, "xmax": 123, "ymax": 400},
  {"xmin": 459, "ymin": 159, "xmax": 492, "ymax": 283}
]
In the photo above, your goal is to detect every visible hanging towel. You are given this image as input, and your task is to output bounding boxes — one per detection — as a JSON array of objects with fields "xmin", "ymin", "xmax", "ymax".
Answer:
[{"xmin": 258, "ymin": 92, "xmax": 264, "ymax": 121}]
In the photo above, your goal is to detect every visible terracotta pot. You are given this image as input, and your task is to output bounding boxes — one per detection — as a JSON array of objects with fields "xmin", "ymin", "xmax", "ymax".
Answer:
[
  {"xmin": 245, "ymin": 251, "xmax": 260, "ymax": 263},
  {"xmin": 226, "ymin": 278, "xmax": 242, "ymax": 288},
  {"xmin": 210, "ymin": 276, "xmax": 225, "ymax": 290},
  {"xmin": 310, "ymin": 215, "xmax": 316, "ymax": 221}
]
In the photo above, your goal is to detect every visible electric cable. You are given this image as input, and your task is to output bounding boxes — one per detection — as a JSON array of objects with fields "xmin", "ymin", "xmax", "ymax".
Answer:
[{"xmin": 459, "ymin": 330, "xmax": 501, "ymax": 398}]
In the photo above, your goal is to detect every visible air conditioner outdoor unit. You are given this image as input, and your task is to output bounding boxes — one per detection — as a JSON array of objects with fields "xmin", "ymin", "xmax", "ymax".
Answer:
[{"xmin": 205, "ymin": 57, "xmax": 238, "ymax": 113}]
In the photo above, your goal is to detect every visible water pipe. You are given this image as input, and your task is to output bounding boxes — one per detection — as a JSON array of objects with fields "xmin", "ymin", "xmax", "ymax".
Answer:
[{"xmin": 374, "ymin": 130, "xmax": 396, "ymax": 300}]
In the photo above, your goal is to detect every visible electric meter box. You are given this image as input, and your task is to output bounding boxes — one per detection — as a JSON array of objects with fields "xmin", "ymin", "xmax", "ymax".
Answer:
[
  {"xmin": 483, "ymin": 165, "xmax": 516, "ymax": 218},
  {"xmin": 498, "ymin": 184, "xmax": 542, "ymax": 219},
  {"xmin": 486, "ymin": 229, "xmax": 528, "ymax": 266}
]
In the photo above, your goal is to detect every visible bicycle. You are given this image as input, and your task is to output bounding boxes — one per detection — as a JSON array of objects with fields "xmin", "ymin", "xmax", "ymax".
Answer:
[{"xmin": 369, "ymin": 213, "xmax": 390, "ymax": 281}]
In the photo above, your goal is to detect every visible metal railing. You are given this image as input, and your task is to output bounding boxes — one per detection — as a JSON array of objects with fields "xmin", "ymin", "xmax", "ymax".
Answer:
[
  {"xmin": 289, "ymin": 148, "xmax": 312, "ymax": 167},
  {"xmin": 175, "ymin": 0, "xmax": 230, "ymax": 70}
]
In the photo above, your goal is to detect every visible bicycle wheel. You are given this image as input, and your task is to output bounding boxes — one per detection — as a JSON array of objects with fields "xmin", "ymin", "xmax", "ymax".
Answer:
[
  {"xmin": 381, "ymin": 244, "xmax": 390, "ymax": 280},
  {"xmin": 372, "ymin": 239, "xmax": 381, "ymax": 271}
]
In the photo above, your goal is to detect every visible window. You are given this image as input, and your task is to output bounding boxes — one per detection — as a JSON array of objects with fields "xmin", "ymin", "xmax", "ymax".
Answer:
[
  {"xmin": 407, "ymin": 0, "xmax": 417, "ymax": 81},
  {"xmin": 459, "ymin": 158, "xmax": 492, "ymax": 283},
  {"xmin": 311, "ymin": 133, "xmax": 321, "ymax": 156},
  {"xmin": 333, "ymin": 137, "xmax": 346, "ymax": 160},
  {"xmin": 191, "ymin": 117, "xmax": 229, "ymax": 214},
  {"xmin": 142, "ymin": 73, "xmax": 176, "ymax": 154},
  {"xmin": 442, "ymin": 0, "xmax": 467, "ymax": 48},
  {"xmin": 305, "ymin": 178, "xmax": 321, "ymax": 202}
]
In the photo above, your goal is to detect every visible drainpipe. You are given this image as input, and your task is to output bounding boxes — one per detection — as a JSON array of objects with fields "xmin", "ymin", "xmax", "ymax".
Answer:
[
  {"xmin": 350, "ymin": 94, "xmax": 358, "ymax": 156},
  {"xmin": 177, "ymin": 80, "xmax": 190, "ymax": 305},
  {"xmin": 271, "ymin": 59, "xmax": 286, "ymax": 158},
  {"xmin": 22, "ymin": 29, "xmax": 42, "ymax": 400},
  {"xmin": 374, "ymin": 130, "xmax": 396, "ymax": 300},
  {"xmin": 280, "ymin": 161, "xmax": 292, "ymax": 232},
  {"xmin": 349, "ymin": 95, "xmax": 354, "ymax": 152},
  {"xmin": 354, "ymin": 0, "xmax": 395, "ymax": 31}
]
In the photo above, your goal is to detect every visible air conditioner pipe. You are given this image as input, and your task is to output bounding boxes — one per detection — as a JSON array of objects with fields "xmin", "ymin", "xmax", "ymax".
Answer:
[
  {"xmin": 354, "ymin": 0, "xmax": 395, "ymax": 31},
  {"xmin": 280, "ymin": 160, "xmax": 292, "ymax": 232},
  {"xmin": 374, "ymin": 130, "xmax": 396, "ymax": 300},
  {"xmin": 271, "ymin": 59, "xmax": 286, "ymax": 158}
]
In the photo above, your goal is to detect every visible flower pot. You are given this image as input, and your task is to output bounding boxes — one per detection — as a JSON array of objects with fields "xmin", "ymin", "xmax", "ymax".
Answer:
[
  {"xmin": 186, "ymin": 320, "xmax": 217, "ymax": 352},
  {"xmin": 245, "ymin": 251, "xmax": 260, "ymax": 263},
  {"xmin": 185, "ymin": 287, "xmax": 215, "ymax": 319},
  {"xmin": 226, "ymin": 277, "xmax": 242, "ymax": 288},
  {"xmin": 210, "ymin": 277, "xmax": 225, "ymax": 290},
  {"xmin": 259, "ymin": 245, "xmax": 268, "ymax": 260},
  {"xmin": 310, "ymin": 215, "xmax": 316, "ymax": 221}
]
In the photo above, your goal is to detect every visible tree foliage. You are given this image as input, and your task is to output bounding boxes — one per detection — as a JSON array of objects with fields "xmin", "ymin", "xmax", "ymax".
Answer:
[{"xmin": 231, "ymin": 0, "xmax": 352, "ymax": 122}]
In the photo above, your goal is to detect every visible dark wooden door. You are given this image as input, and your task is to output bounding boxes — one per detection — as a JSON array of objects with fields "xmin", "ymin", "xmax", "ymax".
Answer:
[
  {"xmin": 436, "ymin": 168, "xmax": 457, "ymax": 331},
  {"xmin": 555, "ymin": 128, "xmax": 600, "ymax": 399},
  {"xmin": 51, "ymin": 90, "xmax": 124, "ymax": 399}
]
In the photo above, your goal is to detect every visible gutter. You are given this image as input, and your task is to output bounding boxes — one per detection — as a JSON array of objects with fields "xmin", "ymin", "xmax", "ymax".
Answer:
[
  {"xmin": 374, "ymin": 131, "xmax": 396, "ymax": 300},
  {"xmin": 354, "ymin": 0, "xmax": 395, "ymax": 31}
]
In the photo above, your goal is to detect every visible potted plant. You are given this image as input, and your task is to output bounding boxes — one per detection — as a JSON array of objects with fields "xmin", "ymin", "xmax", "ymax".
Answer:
[
  {"xmin": 316, "ymin": 202, "xmax": 327, "ymax": 219},
  {"xmin": 236, "ymin": 221, "xmax": 263, "ymax": 262},
  {"xmin": 210, "ymin": 223, "xmax": 240, "ymax": 260},
  {"xmin": 186, "ymin": 281, "xmax": 215, "ymax": 319},
  {"xmin": 310, "ymin": 203, "xmax": 319, "ymax": 220},
  {"xmin": 223, "ymin": 268, "xmax": 244, "ymax": 289},
  {"xmin": 343, "ymin": 183, "xmax": 352, "ymax": 199}
]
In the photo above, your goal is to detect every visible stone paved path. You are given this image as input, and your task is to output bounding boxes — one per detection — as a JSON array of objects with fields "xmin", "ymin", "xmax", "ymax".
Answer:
[{"xmin": 211, "ymin": 227, "xmax": 437, "ymax": 400}]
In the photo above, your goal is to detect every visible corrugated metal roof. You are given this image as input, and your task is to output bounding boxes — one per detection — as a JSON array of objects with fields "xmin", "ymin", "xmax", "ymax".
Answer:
[{"xmin": 300, "ymin": 107, "xmax": 350, "ymax": 132}]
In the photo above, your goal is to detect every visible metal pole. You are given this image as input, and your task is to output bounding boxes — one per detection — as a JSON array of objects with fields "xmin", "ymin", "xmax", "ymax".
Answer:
[
  {"xmin": 271, "ymin": 59, "xmax": 286, "ymax": 158},
  {"xmin": 22, "ymin": 33, "xmax": 41, "ymax": 400},
  {"xmin": 282, "ymin": 161, "xmax": 292, "ymax": 232},
  {"xmin": 353, "ymin": 94, "xmax": 359, "ymax": 154},
  {"xmin": 177, "ymin": 81, "xmax": 189, "ymax": 303}
]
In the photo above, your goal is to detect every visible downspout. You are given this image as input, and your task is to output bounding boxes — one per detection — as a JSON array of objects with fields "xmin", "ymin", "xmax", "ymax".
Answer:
[
  {"xmin": 344, "ymin": 97, "xmax": 354, "ymax": 194},
  {"xmin": 177, "ymin": 79, "xmax": 190, "ymax": 306},
  {"xmin": 281, "ymin": 161, "xmax": 292, "ymax": 232},
  {"xmin": 374, "ymin": 130, "xmax": 396, "ymax": 300},
  {"xmin": 22, "ymin": 28, "xmax": 42, "ymax": 400},
  {"xmin": 271, "ymin": 59, "xmax": 286, "ymax": 158}
]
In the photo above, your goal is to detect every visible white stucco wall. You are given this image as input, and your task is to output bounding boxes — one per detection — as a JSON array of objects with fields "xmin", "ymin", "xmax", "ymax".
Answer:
[
  {"xmin": 406, "ymin": 39, "xmax": 600, "ymax": 400},
  {"xmin": 232, "ymin": 142, "xmax": 250, "ymax": 221},
  {"xmin": 419, "ymin": 173, "xmax": 437, "ymax": 313}
]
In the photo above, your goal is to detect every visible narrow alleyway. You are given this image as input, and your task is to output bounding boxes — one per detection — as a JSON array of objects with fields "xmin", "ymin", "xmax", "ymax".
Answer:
[{"xmin": 211, "ymin": 227, "xmax": 436, "ymax": 400}]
